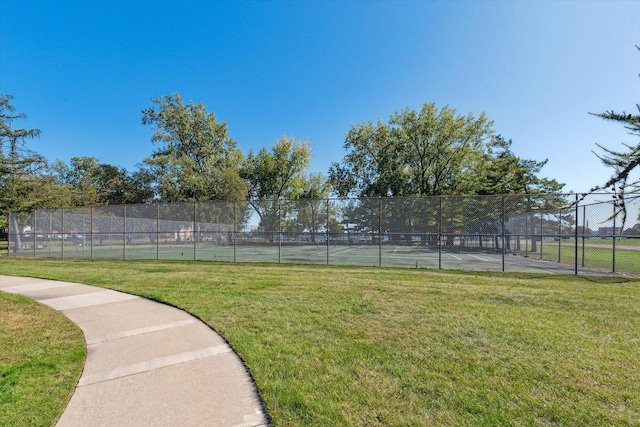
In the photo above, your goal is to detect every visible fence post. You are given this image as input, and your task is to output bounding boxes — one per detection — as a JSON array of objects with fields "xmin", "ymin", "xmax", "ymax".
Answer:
[
  {"xmin": 6, "ymin": 213, "xmax": 10, "ymax": 257},
  {"xmin": 33, "ymin": 210, "xmax": 37, "ymax": 257},
  {"xmin": 156, "ymin": 204, "xmax": 160, "ymax": 260},
  {"xmin": 539, "ymin": 213, "xmax": 544, "ymax": 260},
  {"xmin": 557, "ymin": 210, "xmax": 561, "ymax": 263},
  {"xmin": 378, "ymin": 198, "xmax": 382, "ymax": 267},
  {"xmin": 574, "ymin": 194, "xmax": 579, "ymax": 275},
  {"xmin": 49, "ymin": 214, "xmax": 53, "ymax": 256},
  {"xmin": 278, "ymin": 200, "xmax": 282, "ymax": 263},
  {"xmin": 91, "ymin": 206, "xmax": 94, "ymax": 259},
  {"xmin": 233, "ymin": 201, "xmax": 237, "ymax": 263},
  {"xmin": 61, "ymin": 208, "xmax": 65, "ymax": 259},
  {"xmin": 582, "ymin": 204, "xmax": 586, "ymax": 267},
  {"xmin": 501, "ymin": 196, "xmax": 505, "ymax": 272},
  {"xmin": 123, "ymin": 205, "xmax": 126, "ymax": 259},
  {"xmin": 438, "ymin": 196, "xmax": 442, "ymax": 270},
  {"xmin": 524, "ymin": 213, "xmax": 529, "ymax": 258},
  {"xmin": 612, "ymin": 201, "xmax": 616, "ymax": 273},
  {"xmin": 326, "ymin": 199, "xmax": 330, "ymax": 265},
  {"xmin": 193, "ymin": 202, "xmax": 197, "ymax": 261}
]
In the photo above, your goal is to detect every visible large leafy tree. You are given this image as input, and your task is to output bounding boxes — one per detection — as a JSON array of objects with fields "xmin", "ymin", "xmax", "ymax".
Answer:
[
  {"xmin": 241, "ymin": 135, "xmax": 321, "ymax": 240},
  {"xmin": 330, "ymin": 103, "xmax": 564, "ymax": 247},
  {"xmin": 330, "ymin": 103, "xmax": 562, "ymax": 198},
  {"xmin": 141, "ymin": 93, "xmax": 247, "ymax": 202},
  {"xmin": 329, "ymin": 103, "xmax": 494, "ymax": 198},
  {"xmin": 242, "ymin": 135, "xmax": 312, "ymax": 201},
  {"xmin": 329, "ymin": 104, "xmax": 491, "ymax": 247},
  {"xmin": 52, "ymin": 156, "xmax": 142, "ymax": 206}
]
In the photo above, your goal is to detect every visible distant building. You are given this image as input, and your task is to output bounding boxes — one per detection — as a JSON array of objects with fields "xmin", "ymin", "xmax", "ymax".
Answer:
[
  {"xmin": 597, "ymin": 226, "xmax": 621, "ymax": 236},
  {"xmin": 623, "ymin": 224, "xmax": 640, "ymax": 236}
]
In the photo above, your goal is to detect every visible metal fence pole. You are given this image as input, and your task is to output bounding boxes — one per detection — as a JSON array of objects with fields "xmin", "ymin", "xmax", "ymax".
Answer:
[
  {"xmin": 438, "ymin": 196, "xmax": 442, "ymax": 270},
  {"xmin": 311, "ymin": 202, "xmax": 315, "ymax": 248},
  {"xmin": 525, "ymin": 213, "xmax": 529, "ymax": 258},
  {"xmin": 33, "ymin": 211, "xmax": 37, "ymax": 257},
  {"xmin": 278, "ymin": 200, "xmax": 282, "ymax": 264},
  {"xmin": 233, "ymin": 201, "xmax": 237, "ymax": 263},
  {"xmin": 6, "ymin": 213, "xmax": 10, "ymax": 257},
  {"xmin": 326, "ymin": 199, "xmax": 330, "ymax": 265},
  {"xmin": 581, "ymin": 204, "xmax": 586, "ymax": 267},
  {"xmin": 61, "ymin": 208, "xmax": 65, "ymax": 259},
  {"xmin": 612, "ymin": 201, "xmax": 616, "ymax": 273},
  {"xmin": 91, "ymin": 206, "xmax": 94, "ymax": 259},
  {"xmin": 156, "ymin": 204, "xmax": 160, "ymax": 260},
  {"xmin": 539, "ymin": 213, "xmax": 544, "ymax": 260},
  {"xmin": 378, "ymin": 198, "xmax": 382, "ymax": 267},
  {"xmin": 123, "ymin": 205, "xmax": 127, "ymax": 259},
  {"xmin": 49, "ymin": 214, "xmax": 53, "ymax": 257},
  {"xmin": 193, "ymin": 202, "xmax": 197, "ymax": 261},
  {"xmin": 557, "ymin": 210, "xmax": 561, "ymax": 263},
  {"xmin": 574, "ymin": 194, "xmax": 579, "ymax": 275},
  {"xmin": 501, "ymin": 195, "xmax": 505, "ymax": 272}
]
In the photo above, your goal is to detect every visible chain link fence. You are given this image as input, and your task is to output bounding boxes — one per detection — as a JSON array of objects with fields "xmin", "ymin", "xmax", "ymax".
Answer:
[{"xmin": 7, "ymin": 193, "xmax": 640, "ymax": 276}]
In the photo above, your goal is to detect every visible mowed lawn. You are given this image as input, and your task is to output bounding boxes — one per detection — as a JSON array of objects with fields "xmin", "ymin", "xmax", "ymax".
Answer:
[
  {"xmin": 1, "ymin": 258, "xmax": 639, "ymax": 426},
  {"xmin": 536, "ymin": 242, "xmax": 640, "ymax": 276},
  {"xmin": 0, "ymin": 289, "xmax": 85, "ymax": 426}
]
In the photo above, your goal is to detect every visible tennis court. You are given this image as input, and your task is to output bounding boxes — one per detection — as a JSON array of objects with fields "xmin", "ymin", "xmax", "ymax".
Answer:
[
  {"xmin": 38, "ymin": 240, "xmax": 617, "ymax": 276},
  {"xmin": 9, "ymin": 193, "xmax": 640, "ymax": 276}
]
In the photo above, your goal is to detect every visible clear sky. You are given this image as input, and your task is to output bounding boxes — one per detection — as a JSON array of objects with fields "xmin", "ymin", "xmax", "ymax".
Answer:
[{"xmin": 1, "ymin": 0, "xmax": 639, "ymax": 194}]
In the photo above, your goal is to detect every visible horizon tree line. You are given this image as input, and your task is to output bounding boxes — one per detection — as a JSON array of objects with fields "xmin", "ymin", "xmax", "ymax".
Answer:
[{"xmin": 3, "ymin": 57, "xmax": 639, "ymax": 239}]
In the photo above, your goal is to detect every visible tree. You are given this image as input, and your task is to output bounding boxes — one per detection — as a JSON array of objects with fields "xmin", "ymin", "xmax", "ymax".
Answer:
[
  {"xmin": 329, "ymin": 103, "xmax": 565, "ymax": 249},
  {"xmin": 329, "ymin": 103, "xmax": 494, "ymax": 198},
  {"xmin": 241, "ymin": 135, "xmax": 317, "ymax": 241},
  {"xmin": 588, "ymin": 46, "xmax": 640, "ymax": 227},
  {"xmin": 141, "ymin": 93, "xmax": 247, "ymax": 202},
  {"xmin": 480, "ymin": 135, "xmax": 564, "ymax": 195},
  {"xmin": 0, "ymin": 94, "xmax": 52, "ymax": 251},
  {"xmin": 52, "ymin": 157, "xmax": 141, "ymax": 206},
  {"xmin": 286, "ymin": 172, "xmax": 333, "ymax": 242}
]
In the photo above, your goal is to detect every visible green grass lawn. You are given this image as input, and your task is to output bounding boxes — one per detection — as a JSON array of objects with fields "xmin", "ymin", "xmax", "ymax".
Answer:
[
  {"xmin": 578, "ymin": 238, "xmax": 640, "ymax": 247},
  {"xmin": 533, "ymin": 241, "xmax": 640, "ymax": 275},
  {"xmin": 0, "ymin": 290, "xmax": 85, "ymax": 427},
  {"xmin": 1, "ymin": 258, "xmax": 639, "ymax": 426}
]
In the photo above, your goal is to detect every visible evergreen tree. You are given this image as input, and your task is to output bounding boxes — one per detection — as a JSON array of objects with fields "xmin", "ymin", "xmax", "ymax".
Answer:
[
  {"xmin": 589, "ymin": 46, "xmax": 640, "ymax": 225},
  {"xmin": 0, "ymin": 94, "xmax": 51, "ymax": 250}
]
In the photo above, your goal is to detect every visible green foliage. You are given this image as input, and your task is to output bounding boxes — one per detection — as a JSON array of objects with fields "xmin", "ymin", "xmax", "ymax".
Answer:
[
  {"xmin": 329, "ymin": 103, "xmax": 561, "ymax": 198},
  {"xmin": 0, "ymin": 94, "xmax": 66, "ymax": 244},
  {"xmin": 0, "ymin": 94, "xmax": 45, "ymax": 221},
  {"xmin": 329, "ymin": 104, "xmax": 564, "ymax": 244},
  {"xmin": 481, "ymin": 135, "xmax": 564, "ymax": 195},
  {"xmin": 589, "ymin": 46, "xmax": 640, "ymax": 225},
  {"xmin": 141, "ymin": 93, "xmax": 247, "ymax": 202},
  {"xmin": 241, "ymin": 135, "xmax": 330, "ymax": 235},
  {"xmin": 242, "ymin": 135, "xmax": 313, "ymax": 201},
  {"xmin": 52, "ymin": 156, "xmax": 144, "ymax": 206}
]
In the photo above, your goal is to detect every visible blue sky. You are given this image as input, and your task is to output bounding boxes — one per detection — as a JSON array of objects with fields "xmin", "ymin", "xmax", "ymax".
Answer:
[{"xmin": 1, "ymin": 0, "xmax": 639, "ymax": 193}]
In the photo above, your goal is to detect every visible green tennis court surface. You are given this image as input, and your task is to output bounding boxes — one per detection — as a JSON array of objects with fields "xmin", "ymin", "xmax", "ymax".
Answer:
[{"xmin": 24, "ymin": 241, "xmax": 623, "ymax": 276}]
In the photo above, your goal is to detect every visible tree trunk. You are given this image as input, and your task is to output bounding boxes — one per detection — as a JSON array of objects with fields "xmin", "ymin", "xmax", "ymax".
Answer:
[{"xmin": 11, "ymin": 215, "xmax": 22, "ymax": 252}]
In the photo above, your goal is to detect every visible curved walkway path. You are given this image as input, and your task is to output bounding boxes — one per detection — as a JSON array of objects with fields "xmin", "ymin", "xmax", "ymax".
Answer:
[{"xmin": 0, "ymin": 275, "xmax": 268, "ymax": 427}]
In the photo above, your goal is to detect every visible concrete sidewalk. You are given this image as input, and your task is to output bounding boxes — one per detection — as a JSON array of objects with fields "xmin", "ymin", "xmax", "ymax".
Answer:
[{"xmin": 0, "ymin": 275, "xmax": 268, "ymax": 427}]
